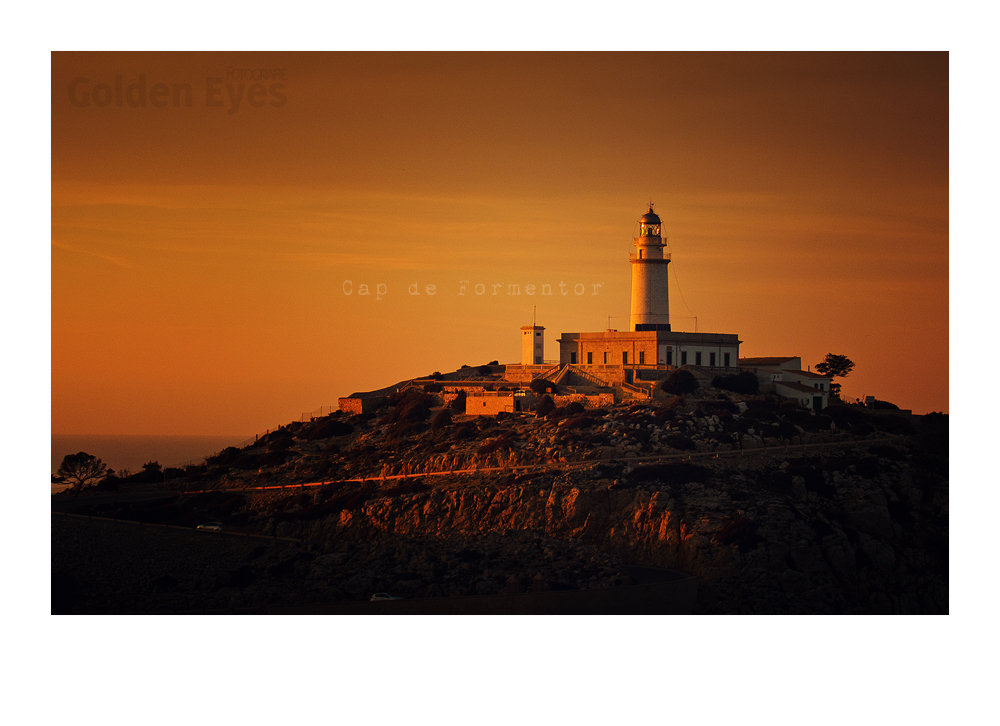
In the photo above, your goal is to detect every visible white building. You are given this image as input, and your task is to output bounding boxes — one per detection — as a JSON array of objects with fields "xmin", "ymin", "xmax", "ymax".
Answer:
[{"xmin": 739, "ymin": 356, "xmax": 833, "ymax": 410}]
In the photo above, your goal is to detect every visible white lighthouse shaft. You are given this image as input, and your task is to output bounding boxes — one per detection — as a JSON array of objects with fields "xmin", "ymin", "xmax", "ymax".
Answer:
[{"xmin": 629, "ymin": 207, "xmax": 670, "ymax": 332}]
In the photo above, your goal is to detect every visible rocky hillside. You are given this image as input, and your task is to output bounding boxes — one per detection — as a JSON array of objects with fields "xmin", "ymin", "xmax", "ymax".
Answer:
[{"xmin": 56, "ymin": 385, "xmax": 948, "ymax": 614}]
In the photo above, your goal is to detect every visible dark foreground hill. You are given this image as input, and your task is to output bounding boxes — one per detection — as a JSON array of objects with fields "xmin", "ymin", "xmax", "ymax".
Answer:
[{"xmin": 52, "ymin": 389, "xmax": 948, "ymax": 614}]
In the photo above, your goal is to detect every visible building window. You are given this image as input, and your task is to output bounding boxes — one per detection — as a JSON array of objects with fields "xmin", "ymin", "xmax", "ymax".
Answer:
[
  {"xmin": 622, "ymin": 352, "xmax": 628, "ymax": 365},
  {"xmin": 710, "ymin": 352, "xmax": 716, "ymax": 366},
  {"xmin": 587, "ymin": 352, "xmax": 593, "ymax": 364},
  {"xmin": 695, "ymin": 352, "xmax": 702, "ymax": 366},
  {"xmin": 666, "ymin": 351, "xmax": 672, "ymax": 365},
  {"xmin": 535, "ymin": 356, "xmax": 541, "ymax": 364},
  {"xmin": 639, "ymin": 351, "xmax": 645, "ymax": 364},
  {"xmin": 724, "ymin": 353, "xmax": 730, "ymax": 367},
  {"xmin": 535, "ymin": 332, "xmax": 541, "ymax": 336},
  {"xmin": 603, "ymin": 352, "xmax": 608, "ymax": 364},
  {"xmin": 681, "ymin": 351, "xmax": 687, "ymax": 365},
  {"xmin": 571, "ymin": 352, "xmax": 577, "ymax": 364}
]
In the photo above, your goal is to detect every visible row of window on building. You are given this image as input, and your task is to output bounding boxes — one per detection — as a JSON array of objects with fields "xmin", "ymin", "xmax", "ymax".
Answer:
[{"xmin": 569, "ymin": 351, "xmax": 732, "ymax": 366}]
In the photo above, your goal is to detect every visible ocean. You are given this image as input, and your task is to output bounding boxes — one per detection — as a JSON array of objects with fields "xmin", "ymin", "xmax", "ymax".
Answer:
[{"xmin": 51, "ymin": 434, "xmax": 250, "ymax": 493}]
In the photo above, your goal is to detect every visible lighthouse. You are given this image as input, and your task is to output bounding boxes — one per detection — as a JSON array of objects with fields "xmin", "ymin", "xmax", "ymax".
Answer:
[{"xmin": 629, "ymin": 205, "xmax": 671, "ymax": 331}]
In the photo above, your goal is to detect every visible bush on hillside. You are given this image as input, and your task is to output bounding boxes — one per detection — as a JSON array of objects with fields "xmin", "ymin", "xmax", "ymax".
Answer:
[
  {"xmin": 661, "ymin": 369, "xmax": 699, "ymax": 395},
  {"xmin": 711, "ymin": 371, "xmax": 759, "ymax": 394},
  {"xmin": 530, "ymin": 378, "xmax": 556, "ymax": 395},
  {"xmin": 431, "ymin": 408, "xmax": 453, "ymax": 430}
]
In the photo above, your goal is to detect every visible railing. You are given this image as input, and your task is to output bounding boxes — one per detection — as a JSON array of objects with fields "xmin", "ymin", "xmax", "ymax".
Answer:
[
  {"xmin": 629, "ymin": 251, "xmax": 670, "ymax": 262},
  {"xmin": 621, "ymin": 382, "xmax": 651, "ymax": 399},
  {"xmin": 299, "ymin": 405, "xmax": 337, "ymax": 422}
]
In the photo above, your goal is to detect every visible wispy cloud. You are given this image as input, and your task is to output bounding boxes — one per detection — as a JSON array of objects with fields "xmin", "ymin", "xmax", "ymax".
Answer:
[{"xmin": 51, "ymin": 239, "xmax": 134, "ymax": 269}]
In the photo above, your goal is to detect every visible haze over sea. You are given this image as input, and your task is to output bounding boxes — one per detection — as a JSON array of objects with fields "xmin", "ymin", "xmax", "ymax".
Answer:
[{"xmin": 51, "ymin": 434, "xmax": 248, "ymax": 493}]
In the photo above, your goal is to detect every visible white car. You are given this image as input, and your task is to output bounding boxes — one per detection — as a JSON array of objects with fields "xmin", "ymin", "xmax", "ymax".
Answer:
[
  {"xmin": 196, "ymin": 521, "xmax": 225, "ymax": 532},
  {"xmin": 370, "ymin": 593, "xmax": 401, "ymax": 601}
]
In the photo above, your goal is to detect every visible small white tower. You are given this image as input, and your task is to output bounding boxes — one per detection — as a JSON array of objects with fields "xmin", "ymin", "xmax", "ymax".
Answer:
[
  {"xmin": 521, "ymin": 325, "xmax": 545, "ymax": 365},
  {"xmin": 629, "ymin": 204, "xmax": 671, "ymax": 331}
]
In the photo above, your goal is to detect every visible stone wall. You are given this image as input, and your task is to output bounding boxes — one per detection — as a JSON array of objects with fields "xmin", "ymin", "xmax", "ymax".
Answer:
[{"xmin": 338, "ymin": 396, "xmax": 385, "ymax": 414}]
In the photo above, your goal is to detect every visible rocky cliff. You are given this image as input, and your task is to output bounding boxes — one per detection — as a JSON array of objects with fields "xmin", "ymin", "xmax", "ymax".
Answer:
[{"xmin": 59, "ymin": 388, "xmax": 947, "ymax": 614}]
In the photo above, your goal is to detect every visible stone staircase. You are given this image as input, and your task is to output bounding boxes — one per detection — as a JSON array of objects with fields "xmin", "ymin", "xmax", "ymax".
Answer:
[
  {"xmin": 566, "ymin": 365, "xmax": 611, "ymax": 388},
  {"xmin": 533, "ymin": 364, "xmax": 563, "ymax": 382}
]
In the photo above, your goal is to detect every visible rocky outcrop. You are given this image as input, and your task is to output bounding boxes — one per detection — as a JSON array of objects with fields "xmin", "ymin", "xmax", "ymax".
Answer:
[
  {"xmin": 96, "ymin": 395, "xmax": 945, "ymax": 614},
  {"xmin": 256, "ymin": 441, "xmax": 947, "ymax": 614}
]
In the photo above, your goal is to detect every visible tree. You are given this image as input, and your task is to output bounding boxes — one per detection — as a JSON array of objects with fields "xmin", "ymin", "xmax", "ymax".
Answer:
[
  {"xmin": 57, "ymin": 452, "xmax": 108, "ymax": 493},
  {"xmin": 815, "ymin": 354, "xmax": 855, "ymax": 378},
  {"xmin": 815, "ymin": 354, "xmax": 855, "ymax": 400}
]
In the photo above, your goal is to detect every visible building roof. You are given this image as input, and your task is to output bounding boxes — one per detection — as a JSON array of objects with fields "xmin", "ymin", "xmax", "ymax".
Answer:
[
  {"xmin": 794, "ymin": 369, "xmax": 832, "ymax": 379},
  {"xmin": 774, "ymin": 380, "xmax": 824, "ymax": 394},
  {"xmin": 751, "ymin": 364, "xmax": 831, "ymax": 381},
  {"xmin": 739, "ymin": 356, "xmax": 800, "ymax": 366}
]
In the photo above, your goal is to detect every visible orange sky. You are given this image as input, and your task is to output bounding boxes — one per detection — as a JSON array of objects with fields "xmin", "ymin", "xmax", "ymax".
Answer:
[{"xmin": 51, "ymin": 52, "xmax": 948, "ymax": 435}]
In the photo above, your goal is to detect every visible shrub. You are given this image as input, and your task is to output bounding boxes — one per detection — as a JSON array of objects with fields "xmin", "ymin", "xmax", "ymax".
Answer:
[
  {"xmin": 479, "ymin": 432, "xmax": 515, "ymax": 455},
  {"xmin": 423, "ymin": 383, "xmax": 444, "ymax": 393},
  {"xmin": 545, "ymin": 402, "xmax": 584, "ymax": 423},
  {"xmin": 825, "ymin": 405, "xmax": 869, "ymax": 423},
  {"xmin": 873, "ymin": 415, "xmax": 915, "ymax": 436},
  {"xmin": 529, "ymin": 378, "xmax": 555, "ymax": 394},
  {"xmin": 713, "ymin": 516, "xmax": 763, "ymax": 552},
  {"xmin": 229, "ymin": 453, "xmax": 262, "ymax": 470},
  {"xmin": 379, "ymin": 480, "xmax": 431, "ymax": 498},
  {"xmin": 664, "ymin": 433, "xmax": 697, "ymax": 450},
  {"xmin": 451, "ymin": 390, "xmax": 467, "ymax": 412},
  {"xmin": 776, "ymin": 421, "xmax": 800, "ymax": 439},
  {"xmin": 300, "ymin": 417, "xmax": 354, "ymax": 440},
  {"xmin": 478, "ymin": 364, "xmax": 492, "ymax": 375},
  {"xmin": 629, "ymin": 461, "xmax": 710, "ymax": 484},
  {"xmin": 536, "ymin": 394, "xmax": 555, "ymax": 418},
  {"xmin": 450, "ymin": 422, "xmax": 477, "ymax": 441},
  {"xmin": 661, "ymin": 369, "xmax": 699, "ymax": 395},
  {"xmin": 431, "ymin": 408, "xmax": 453, "ymax": 430},
  {"xmin": 206, "ymin": 446, "xmax": 243, "ymax": 467},
  {"xmin": 870, "ymin": 399, "xmax": 900, "ymax": 410},
  {"xmin": 383, "ymin": 391, "xmax": 435, "ymax": 426},
  {"xmin": 711, "ymin": 371, "xmax": 759, "ymax": 394}
]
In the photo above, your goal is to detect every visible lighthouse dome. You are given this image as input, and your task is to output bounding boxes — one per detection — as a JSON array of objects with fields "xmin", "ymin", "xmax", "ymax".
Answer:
[
  {"xmin": 638, "ymin": 206, "xmax": 661, "ymax": 237},
  {"xmin": 639, "ymin": 209, "xmax": 661, "ymax": 225}
]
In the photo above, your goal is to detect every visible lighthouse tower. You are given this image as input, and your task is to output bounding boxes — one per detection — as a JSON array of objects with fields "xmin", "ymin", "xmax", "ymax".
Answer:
[{"xmin": 629, "ymin": 205, "xmax": 671, "ymax": 331}]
